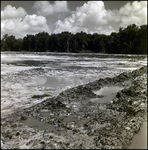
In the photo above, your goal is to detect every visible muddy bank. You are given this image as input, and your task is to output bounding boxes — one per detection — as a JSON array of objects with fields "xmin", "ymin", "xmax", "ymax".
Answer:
[
  {"xmin": 128, "ymin": 121, "xmax": 147, "ymax": 149},
  {"xmin": 1, "ymin": 66, "xmax": 147, "ymax": 149}
]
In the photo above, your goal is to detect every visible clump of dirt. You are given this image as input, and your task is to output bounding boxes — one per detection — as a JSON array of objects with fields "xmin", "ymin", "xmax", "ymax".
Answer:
[{"xmin": 1, "ymin": 66, "xmax": 147, "ymax": 149}]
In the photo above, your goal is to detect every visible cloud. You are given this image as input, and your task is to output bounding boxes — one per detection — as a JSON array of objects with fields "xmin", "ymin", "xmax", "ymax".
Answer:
[
  {"xmin": 119, "ymin": 1, "xmax": 147, "ymax": 27},
  {"xmin": 1, "ymin": 5, "xmax": 27, "ymax": 20},
  {"xmin": 1, "ymin": 1, "xmax": 147, "ymax": 38},
  {"xmin": 54, "ymin": 1, "xmax": 147, "ymax": 35},
  {"xmin": 54, "ymin": 19, "xmax": 88, "ymax": 34},
  {"xmin": 1, "ymin": 14, "xmax": 50, "ymax": 39},
  {"xmin": 76, "ymin": 1, "xmax": 107, "ymax": 26},
  {"xmin": 95, "ymin": 26, "xmax": 116, "ymax": 35},
  {"xmin": 24, "ymin": 14, "xmax": 47, "ymax": 27},
  {"xmin": 54, "ymin": 1, "xmax": 116, "ymax": 34},
  {"xmin": 33, "ymin": 1, "xmax": 68, "ymax": 16},
  {"xmin": 1, "ymin": 4, "xmax": 51, "ymax": 38}
]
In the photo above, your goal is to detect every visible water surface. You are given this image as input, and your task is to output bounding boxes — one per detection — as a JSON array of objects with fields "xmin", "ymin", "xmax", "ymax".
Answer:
[
  {"xmin": 128, "ymin": 121, "xmax": 147, "ymax": 149},
  {"xmin": 1, "ymin": 52, "xmax": 147, "ymax": 117}
]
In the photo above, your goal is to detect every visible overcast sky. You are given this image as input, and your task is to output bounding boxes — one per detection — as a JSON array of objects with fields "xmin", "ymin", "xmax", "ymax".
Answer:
[{"xmin": 1, "ymin": 1, "xmax": 147, "ymax": 39}]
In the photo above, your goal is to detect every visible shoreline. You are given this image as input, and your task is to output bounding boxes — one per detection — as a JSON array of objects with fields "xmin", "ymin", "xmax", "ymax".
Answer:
[
  {"xmin": 128, "ymin": 120, "xmax": 147, "ymax": 149},
  {"xmin": 1, "ymin": 66, "xmax": 147, "ymax": 149}
]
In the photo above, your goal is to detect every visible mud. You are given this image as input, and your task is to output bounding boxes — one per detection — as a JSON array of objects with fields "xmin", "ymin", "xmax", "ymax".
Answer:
[
  {"xmin": 128, "ymin": 121, "xmax": 147, "ymax": 149},
  {"xmin": 1, "ymin": 66, "xmax": 147, "ymax": 149}
]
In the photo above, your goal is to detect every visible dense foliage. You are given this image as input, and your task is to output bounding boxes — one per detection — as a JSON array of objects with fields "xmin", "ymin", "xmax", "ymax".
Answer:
[{"xmin": 1, "ymin": 24, "xmax": 147, "ymax": 54}]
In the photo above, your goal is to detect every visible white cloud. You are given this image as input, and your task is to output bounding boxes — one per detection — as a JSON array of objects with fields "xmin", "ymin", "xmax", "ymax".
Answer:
[
  {"xmin": 1, "ymin": 1, "xmax": 147, "ymax": 38},
  {"xmin": 2, "ymin": 19, "xmax": 15, "ymax": 31},
  {"xmin": 33, "ymin": 1, "xmax": 68, "ymax": 16},
  {"xmin": 76, "ymin": 1, "xmax": 107, "ymax": 26},
  {"xmin": 54, "ymin": 1, "xmax": 115, "ymax": 34},
  {"xmin": 54, "ymin": 1, "xmax": 147, "ymax": 35},
  {"xmin": 104, "ymin": 9, "xmax": 120, "ymax": 22},
  {"xmin": 119, "ymin": 1, "xmax": 147, "ymax": 27},
  {"xmin": 95, "ymin": 26, "xmax": 116, "ymax": 35},
  {"xmin": 54, "ymin": 19, "xmax": 88, "ymax": 34},
  {"xmin": 1, "ymin": 5, "xmax": 27, "ymax": 20},
  {"xmin": 1, "ymin": 4, "xmax": 51, "ymax": 38},
  {"xmin": 24, "ymin": 14, "xmax": 47, "ymax": 27},
  {"xmin": 1, "ymin": 14, "xmax": 50, "ymax": 39}
]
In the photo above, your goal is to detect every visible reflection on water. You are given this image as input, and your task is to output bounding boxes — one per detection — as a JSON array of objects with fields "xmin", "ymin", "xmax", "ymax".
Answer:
[
  {"xmin": 1, "ymin": 52, "xmax": 147, "ymax": 117},
  {"xmin": 93, "ymin": 86, "xmax": 124, "ymax": 95},
  {"xmin": 91, "ymin": 86, "xmax": 124, "ymax": 103}
]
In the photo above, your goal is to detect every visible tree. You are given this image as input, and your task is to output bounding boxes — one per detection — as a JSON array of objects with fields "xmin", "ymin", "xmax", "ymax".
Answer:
[
  {"xmin": 59, "ymin": 32, "xmax": 72, "ymax": 52},
  {"xmin": 119, "ymin": 24, "xmax": 140, "ymax": 54},
  {"xmin": 1, "ymin": 24, "xmax": 147, "ymax": 54},
  {"xmin": 138, "ymin": 25, "xmax": 147, "ymax": 54},
  {"xmin": 13, "ymin": 38, "xmax": 22, "ymax": 51},
  {"xmin": 106, "ymin": 32, "xmax": 119, "ymax": 54},
  {"xmin": 1, "ymin": 34, "xmax": 8, "ymax": 51},
  {"xmin": 22, "ymin": 35, "xmax": 35, "ymax": 51},
  {"xmin": 35, "ymin": 32, "xmax": 49, "ymax": 52},
  {"xmin": 4, "ymin": 35, "xmax": 18, "ymax": 51},
  {"xmin": 47, "ymin": 34, "xmax": 59, "ymax": 52}
]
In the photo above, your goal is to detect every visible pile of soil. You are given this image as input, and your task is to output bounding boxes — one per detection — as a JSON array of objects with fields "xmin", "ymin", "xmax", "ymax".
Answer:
[{"xmin": 1, "ymin": 66, "xmax": 147, "ymax": 149}]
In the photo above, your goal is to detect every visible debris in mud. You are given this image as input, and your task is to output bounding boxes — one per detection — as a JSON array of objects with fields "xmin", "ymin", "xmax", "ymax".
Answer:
[
  {"xmin": 31, "ymin": 94, "xmax": 51, "ymax": 99},
  {"xmin": 1, "ymin": 66, "xmax": 147, "ymax": 149}
]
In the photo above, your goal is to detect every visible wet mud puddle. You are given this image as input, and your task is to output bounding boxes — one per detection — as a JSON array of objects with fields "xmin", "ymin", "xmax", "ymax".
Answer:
[
  {"xmin": 91, "ymin": 86, "xmax": 124, "ymax": 103},
  {"xmin": 21, "ymin": 116, "xmax": 59, "ymax": 134},
  {"xmin": 20, "ymin": 86, "xmax": 124, "ymax": 138},
  {"xmin": 128, "ymin": 121, "xmax": 147, "ymax": 149}
]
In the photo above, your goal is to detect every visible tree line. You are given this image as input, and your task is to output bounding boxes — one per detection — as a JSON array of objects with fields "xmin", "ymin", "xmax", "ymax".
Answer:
[{"xmin": 1, "ymin": 24, "xmax": 147, "ymax": 54}]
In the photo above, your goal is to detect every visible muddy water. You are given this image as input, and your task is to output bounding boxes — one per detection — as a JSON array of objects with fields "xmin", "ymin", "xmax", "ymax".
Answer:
[
  {"xmin": 91, "ymin": 86, "xmax": 124, "ymax": 103},
  {"xmin": 1, "ymin": 52, "xmax": 147, "ymax": 118},
  {"xmin": 128, "ymin": 121, "xmax": 147, "ymax": 149},
  {"xmin": 21, "ymin": 117, "xmax": 59, "ymax": 134}
]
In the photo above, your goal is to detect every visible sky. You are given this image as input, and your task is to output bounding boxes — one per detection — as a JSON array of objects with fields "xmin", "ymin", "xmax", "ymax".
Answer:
[{"xmin": 1, "ymin": 1, "xmax": 147, "ymax": 39}]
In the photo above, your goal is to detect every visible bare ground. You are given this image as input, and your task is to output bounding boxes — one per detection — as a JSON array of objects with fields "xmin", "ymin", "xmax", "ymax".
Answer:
[{"xmin": 1, "ymin": 66, "xmax": 147, "ymax": 149}]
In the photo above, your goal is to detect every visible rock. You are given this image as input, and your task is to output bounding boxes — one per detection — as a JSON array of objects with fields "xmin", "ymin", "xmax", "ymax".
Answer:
[
  {"xmin": 132, "ymin": 101, "xmax": 139, "ymax": 106},
  {"xmin": 125, "ymin": 127, "xmax": 131, "ymax": 130},
  {"xmin": 15, "ymin": 132, "xmax": 20, "ymax": 136},
  {"xmin": 40, "ymin": 141, "xmax": 45, "ymax": 145},
  {"xmin": 20, "ymin": 115, "xmax": 27, "ymax": 120}
]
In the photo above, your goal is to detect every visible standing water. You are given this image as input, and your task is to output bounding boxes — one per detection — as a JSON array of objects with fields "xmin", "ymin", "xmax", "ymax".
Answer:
[
  {"xmin": 128, "ymin": 121, "xmax": 147, "ymax": 149},
  {"xmin": 1, "ymin": 52, "xmax": 147, "ymax": 117},
  {"xmin": 1, "ymin": 52, "xmax": 147, "ymax": 149}
]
